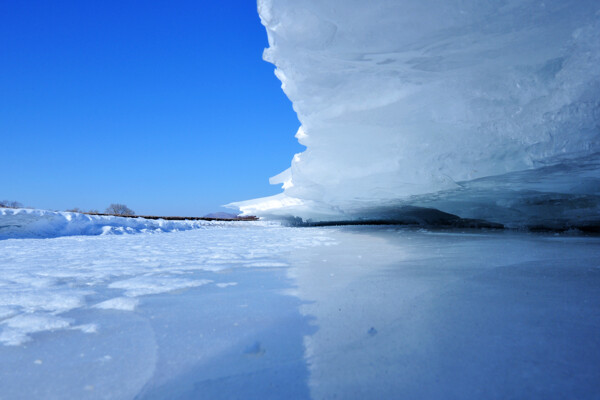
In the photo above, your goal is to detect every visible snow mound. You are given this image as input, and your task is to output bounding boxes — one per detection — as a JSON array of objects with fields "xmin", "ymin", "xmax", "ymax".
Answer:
[
  {"xmin": 0, "ymin": 208, "xmax": 260, "ymax": 239},
  {"xmin": 233, "ymin": 0, "xmax": 600, "ymax": 229}
]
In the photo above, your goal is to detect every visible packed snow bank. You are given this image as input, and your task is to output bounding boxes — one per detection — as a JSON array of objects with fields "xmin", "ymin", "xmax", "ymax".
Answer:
[
  {"xmin": 233, "ymin": 0, "xmax": 600, "ymax": 228},
  {"xmin": 0, "ymin": 208, "xmax": 258, "ymax": 239}
]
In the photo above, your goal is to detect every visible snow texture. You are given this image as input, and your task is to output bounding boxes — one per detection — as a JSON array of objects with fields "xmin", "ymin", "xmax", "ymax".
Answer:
[
  {"xmin": 93, "ymin": 297, "xmax": 139, "ymax": 311},
  {"xmin": 0, "ymin": 224, "xmax": 333, "ymax": 347},
  {"xmin": 0, "ymin": 208, "xmax": 260, "ymax": 239},
  {"xmin": 0, "ymin": 225, "xmax": 598, "ymax": 399},
  {"xmin": 232, "ymin": 0, "xmax": 600, "ymax": 229}
]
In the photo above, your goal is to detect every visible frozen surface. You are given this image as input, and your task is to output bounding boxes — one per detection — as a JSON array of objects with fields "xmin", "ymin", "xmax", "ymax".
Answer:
[
  {"xmin": 1, "ymin": 225, "xmax": 599, "ymax": 399},
  {"xmin": 233, "ymin": 0, "xmax": 600, "ymax": 228},
  {"xmin": 0, "ymin": 208, "xmax": 256, "ymax": 239}
]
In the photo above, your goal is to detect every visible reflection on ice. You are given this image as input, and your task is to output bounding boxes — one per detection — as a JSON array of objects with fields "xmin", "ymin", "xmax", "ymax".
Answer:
[{"xmin": 290, "ymin": 227, "xmax": 600, "ymax": 399}]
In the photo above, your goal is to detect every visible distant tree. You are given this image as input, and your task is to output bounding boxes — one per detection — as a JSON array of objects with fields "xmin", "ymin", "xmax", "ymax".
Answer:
[
  {"xmin": 105, "ymin": 203, "xmax": 135, "ymax": 216},
  {"xmin": 88, "ymin": 209, "xmax": 100, "ymax": 214},
  {"xmin": 66, "ymin": 207, "xmax": 82, "ymax": 213},
  {"xmin": 0, "ymin": 200, "xmax": 23, "ymax": 208}
]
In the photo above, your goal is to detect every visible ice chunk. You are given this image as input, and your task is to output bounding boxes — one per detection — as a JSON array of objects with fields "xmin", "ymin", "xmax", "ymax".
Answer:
[
  {"xmin": 232, "ymin": 0, "xmax": 600, "ymax": 229},
  {"xmin": 215, "ymin": 282, "xmax": 238, "ymax": 288},
  {"xmin": 94, "ymin": 297, "xmax": 140, "ymax": 311},
  {"xmin": 108, "ymin": 276, "xmax": 213, "ymax": 297}
]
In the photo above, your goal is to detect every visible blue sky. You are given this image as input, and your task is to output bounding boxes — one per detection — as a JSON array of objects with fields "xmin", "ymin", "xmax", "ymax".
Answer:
[{"xmin": 0, "ymin": 1, "xmax": 302, "ymax": 216}]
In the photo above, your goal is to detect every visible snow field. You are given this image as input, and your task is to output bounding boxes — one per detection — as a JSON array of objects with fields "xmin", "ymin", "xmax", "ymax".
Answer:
[{"xmin": 0, "ymin": 225, "xmax": 335, "ymax": 347}]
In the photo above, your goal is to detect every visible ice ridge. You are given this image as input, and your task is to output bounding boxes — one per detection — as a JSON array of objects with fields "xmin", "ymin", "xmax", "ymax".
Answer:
[
  {"xmin": 232, "ymin": 0, "xmax": 600, "ymax": 229},
  {"xmin": 0, "ymin": 208, "xmax": 259, "ymax": 240}
]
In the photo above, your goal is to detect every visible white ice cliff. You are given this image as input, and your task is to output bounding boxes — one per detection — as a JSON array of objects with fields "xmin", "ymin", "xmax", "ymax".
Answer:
[{"xmin": 233, "ymin": 0, "xmax": 600, "ymax": 229}]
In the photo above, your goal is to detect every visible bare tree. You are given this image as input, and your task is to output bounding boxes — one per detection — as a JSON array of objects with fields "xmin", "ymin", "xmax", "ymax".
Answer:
[
  {"xmin": 1, "ymin": 200, "xmax": 23, "ymax": 208},
  {"xmin": 105, "ymin": 203, "xmax": 135, "ymax": 216},
  {"xmin": 66, "ymin": 207, "xmax": 82, "ymax": 213}
]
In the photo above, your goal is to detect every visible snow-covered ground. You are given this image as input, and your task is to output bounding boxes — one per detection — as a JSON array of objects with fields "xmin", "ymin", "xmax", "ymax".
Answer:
[
  {"xmin": 1, "ymin": 221, "xmax": 598, "ymax": 399},
  {"xmin": 0, "ymin": 208, "xmax": 257, "ymax": 239}
]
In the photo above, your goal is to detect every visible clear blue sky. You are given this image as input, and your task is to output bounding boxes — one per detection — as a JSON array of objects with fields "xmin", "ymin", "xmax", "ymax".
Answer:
[{"xmin": 0, "ymin": 1, "xmax": 302, "ymax": 216}]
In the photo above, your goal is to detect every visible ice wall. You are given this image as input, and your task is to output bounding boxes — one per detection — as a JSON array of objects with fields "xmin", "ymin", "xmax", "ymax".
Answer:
[{"xmin": 233, "ymin": 0, "xmax": 600, "ymax": 228}]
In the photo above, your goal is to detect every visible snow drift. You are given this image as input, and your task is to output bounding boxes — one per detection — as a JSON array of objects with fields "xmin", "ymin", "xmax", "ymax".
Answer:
[
  {"xmin": 0, "ymin": 208, "xmax": 254, "ymax": 239},
  {"xmin": 232, "ymin": 0, "xmax": 600, "ymax": 229}
]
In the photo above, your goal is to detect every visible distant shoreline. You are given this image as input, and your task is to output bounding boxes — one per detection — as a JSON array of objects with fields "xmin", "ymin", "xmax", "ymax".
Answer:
[{"xmin": 83, "ymin": 212, "xmax": 258, "ymax": 222}]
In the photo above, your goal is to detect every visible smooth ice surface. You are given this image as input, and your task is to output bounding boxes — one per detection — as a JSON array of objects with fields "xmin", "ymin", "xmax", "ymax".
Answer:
[
  {"xmin": 0, "ymin": 208, "xmax": 257, "ymax": 239},
  {"xmin": 1, "ymin": 225, "xmax": 599, "ymax": 399},
  {"xmin": 233, "ymin": 0, "xmax": 600, "ymax": 227}
]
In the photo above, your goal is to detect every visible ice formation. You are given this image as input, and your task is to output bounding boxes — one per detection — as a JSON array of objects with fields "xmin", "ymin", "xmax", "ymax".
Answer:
[
  {"xmin": 233, "ymin": 0, "xmax": 600, "ymax": 229},
  {"xmin": 0, "ymin": 208, "xmax": 258, "ymax": 239}
]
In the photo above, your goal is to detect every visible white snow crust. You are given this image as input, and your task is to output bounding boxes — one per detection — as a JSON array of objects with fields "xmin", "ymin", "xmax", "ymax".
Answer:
[
  {"xmin": 0, "ymin": 225, "xmax": 333, "ymax": 347},
  {"xmin": 233, "ymin": 0, "xmax": 600, "ymax": 228},
  {"xmin": 0, "ymin": 208, "xmax": 259, "ymax": 239},
  {"xmin": 94, "ymin": 297, "xmax": 139, "ymax": 311}
]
